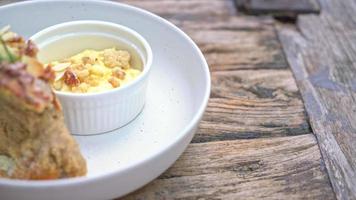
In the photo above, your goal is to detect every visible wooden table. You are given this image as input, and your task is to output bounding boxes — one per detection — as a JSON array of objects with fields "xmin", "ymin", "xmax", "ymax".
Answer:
[
  {"xmin": 3, "ymin": 0, "xmax": 355, "ymax": 199},
  {"xmin": 116, "ymin": 0, "xmax": 336, "ymax": 199}
]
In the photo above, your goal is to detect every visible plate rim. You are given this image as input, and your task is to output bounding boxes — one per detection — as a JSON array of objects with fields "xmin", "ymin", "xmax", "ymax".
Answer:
[{"xmin": 0, "ymin": 0, "xmax": 211, "ymax": 188}]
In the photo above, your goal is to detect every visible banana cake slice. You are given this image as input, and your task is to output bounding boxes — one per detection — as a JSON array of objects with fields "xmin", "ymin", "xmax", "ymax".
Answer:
[{"xmin": 0, "ymin": 27, "xmax": 87, "ymax": 179}]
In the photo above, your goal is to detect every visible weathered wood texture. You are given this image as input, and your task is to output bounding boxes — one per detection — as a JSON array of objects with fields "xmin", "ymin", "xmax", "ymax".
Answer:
[
  {"xmin": 119, "ymin": 0, "xmax": 287, "ymax": 71},
  {"xmin": 183, "ymin": 21, "xmax": 287, "ymax": 71},
  {"xmin": 123, "ymin": 135, "xmax": 334, "ymax": 200},
  {"xmin": 235, "ymin": 0, "xmax": 320, "ymax": 16},
  {"xmin": 0, "ymin": 0, "xmax": 18, "ymax": 6},
  {"xmin": 118, "ymin": 0, "xmax": 237, "ymax": 20},
  {"xmin": 194, "ymin": 69, "xmax": 310, "ymax": 142},
  {"xmin": 120, "ymin": 0, "xmax": 310, "ymax": 141},
  {"xmin": 116, "ymin": 0, "xmax": 312, "ymax": 143},
  {"xmin": 113, "ymin": 0, "xmax": 334, "ymax": 199},
  {"xmin": 278, "ymin": 0, "xmax": 356, "ymax": 199}
]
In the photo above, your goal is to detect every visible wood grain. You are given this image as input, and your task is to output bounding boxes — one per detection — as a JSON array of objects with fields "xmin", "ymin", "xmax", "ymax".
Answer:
[
  {"xmin": 175, "ymin": 16, "xmax": 288, "ymax": 70},
  {"xmin": 194, "ymin": 69, "xmax": 310, "ymax": 142},
  {"xmin": 0, "ymin": 0, "xmax": 19, "ymax": 6},
  {"xmin": 123, "ymin": 135, "xmax": 334, "ymax": 199},
  {"xmin": 116, "ymin": 0, "xmax": 288, "ymax": 70},
  {"xmin": 186, "ymin": 27, "xmax": 287, "ymax": 71},
  {"xmin": 278, "ymin": 0, "xmax": 356, "ymax": 198},
  {"xmin": 118, "ymin": 0, "xmax": 237, "ymax": 20},
  {"xmin": 235, "ymin": 0, "xmax": 320, "ymax": 16},
  {"xmin": 179, "ymin": 14, "xmax": 287, "ymax": 70}
]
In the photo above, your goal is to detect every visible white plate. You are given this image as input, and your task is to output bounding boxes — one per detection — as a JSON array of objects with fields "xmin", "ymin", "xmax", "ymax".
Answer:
[{"xmin": 0, "ymin": 1, "xmax": 210, "ymax": 200}]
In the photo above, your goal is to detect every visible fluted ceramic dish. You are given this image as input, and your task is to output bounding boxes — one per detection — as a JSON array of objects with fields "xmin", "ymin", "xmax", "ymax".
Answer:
[
  {"xmin": 0, "ymin": 1, "xmax": 211, "ymax": 200},
  {"xmin": 31, "ymin": 20, "xmax": 153, "ymax": 135}
]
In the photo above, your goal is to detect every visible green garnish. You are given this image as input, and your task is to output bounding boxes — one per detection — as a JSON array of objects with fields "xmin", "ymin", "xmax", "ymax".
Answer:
[
  {"xmin": 0, "ymin": 26, "xmax": 18, "ymax": 63},
  {"xmin": 0, "ymin": 38, "xmax": 16, "ymax": 63},
  {"xmin": 0, "ymin": 51, "xmax": 3, "ymax": 62}
]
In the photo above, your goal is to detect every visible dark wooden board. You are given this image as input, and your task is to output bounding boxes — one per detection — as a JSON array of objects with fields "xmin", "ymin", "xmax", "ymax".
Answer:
[
  {"xmin": 235, "ymin": 0, "xmax": 320, "ymax": 16},
  {"xmin": 278, "ymin": 0, "xmax": 356, "ymax": 198}
]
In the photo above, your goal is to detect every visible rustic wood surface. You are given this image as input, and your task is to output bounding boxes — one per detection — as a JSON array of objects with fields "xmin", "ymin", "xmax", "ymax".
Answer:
[
  {"xmin": 115, "ymin": 0, "xmax": 335, "ymax": 199},
  {"xmin": 0, "ymin": 0, "xmax": 16, "ymax": 6},
  {"xmin": 195, "ymin": 69, "xmax": 310, "ymax": 142},
  {"xmin": 182, "ymin": 19, "xmax": 287, "ymax": 71},
  {"xmin": 125, "ymin": 135, "xmax": 333, "ymax": 200},
  {"xmin": 278, "ymin": 0, "xmax": 356, "ymax": 199},
  {"xmin": 0, "ymin": 0, "xmax": 337, "ymax": 199}
]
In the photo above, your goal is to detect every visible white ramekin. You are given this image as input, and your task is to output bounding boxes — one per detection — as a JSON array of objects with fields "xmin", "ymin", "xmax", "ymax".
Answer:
[{"xmin": 31, "ymin": 20, "xmax": 152, "ymax": 135}]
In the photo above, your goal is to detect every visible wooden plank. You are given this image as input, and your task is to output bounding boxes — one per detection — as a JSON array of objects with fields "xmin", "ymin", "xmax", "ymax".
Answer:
[
  {"xmin": 174, "ymin": 15, "xmax": 274, "ymax": 30},
  {"xmin": 175, "ymin": 17, "xmax": 287, "ymax": 70},
  {"xmin": 186, "ymin": 27, "xmax": 287, "ymax": 71},
  {"xmin": 0, "ymin": 0, "xmax": 18, "ymax": 6},
  {"xmin": 277, "ymin": 0, "xmax": 356, "ymax": 198},
  {"xmin": 117, "ymin": 0, "xmax": 237, "ymax": 20},
  {"xmin": 122, "ymin": 135, "xmax": 334, "ymax": 199},
  {"xmin": 194, "ymin": 69, "xmax": 310, "ymax": 142},
  {"xmin": 235, "ymin": 0, "xmax": 320, "ymax": 16}
]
